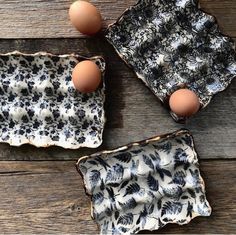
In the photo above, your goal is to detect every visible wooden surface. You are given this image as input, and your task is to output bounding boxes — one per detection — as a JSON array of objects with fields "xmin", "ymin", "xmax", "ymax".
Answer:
[
  {"xmin": 0, "ymin": 161, "xmax": 235, "ymax": 234},
  {"xmin": 0, "ymin": 0, "xmax": 235, "ymax": 234},
  {"xmin": 0, "ymin": 0, "xmax": 236, "ymax": 38}
]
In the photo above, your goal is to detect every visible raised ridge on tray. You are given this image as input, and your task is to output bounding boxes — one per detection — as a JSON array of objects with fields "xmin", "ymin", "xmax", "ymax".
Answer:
[
  {"xmin": 77, "ymin": 129, "xmax": 211, "ymax": 234},
  {"xmin": 0, "ymin": 51, "xmax": 106, "ymax": 149}
]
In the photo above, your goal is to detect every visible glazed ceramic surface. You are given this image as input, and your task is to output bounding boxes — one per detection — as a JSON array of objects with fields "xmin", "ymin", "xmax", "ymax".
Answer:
[
  {"xmin": 0, "ymin": 51, "xmax": 106, "ymax": 149},
  {"xmin": 106, "ymin": 0, "xmax": 236, "ymax": 121},
  {"xmin": 78, "ymin": 129, "xmax": 211, "ymax": 234}
]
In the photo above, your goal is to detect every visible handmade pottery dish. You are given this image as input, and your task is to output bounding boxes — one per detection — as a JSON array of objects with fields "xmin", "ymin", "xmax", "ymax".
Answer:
[
  {"xmin": 0, "ymin": 51, "xmax": 106, "ymax": 149},
  {"xmin": 106, "ymin": 0, "xmax": 236, "ymax": 122},
  {"xmin": 77, "ymin": 129, "xmax": 211, "ymax": 234}
]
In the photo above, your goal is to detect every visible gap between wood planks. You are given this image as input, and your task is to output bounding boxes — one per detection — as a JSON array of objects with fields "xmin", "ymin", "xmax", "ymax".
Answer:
[
  {"xmin": 0, "ymin": 158, "xmax": 235, "ymax": 173},
  {"xmin": 0, "ymin": 38, "xmax": 235, "ymax": 161}
]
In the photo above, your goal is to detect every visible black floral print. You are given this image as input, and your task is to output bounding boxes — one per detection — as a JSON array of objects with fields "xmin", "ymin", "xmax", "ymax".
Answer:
[
  {"xmin": 78, "ymin": 129, "xmax": 211, "ymax": 234},
  {"xmin": 0, "ymin": 51, "xmax": 106, "ymax": 149}
]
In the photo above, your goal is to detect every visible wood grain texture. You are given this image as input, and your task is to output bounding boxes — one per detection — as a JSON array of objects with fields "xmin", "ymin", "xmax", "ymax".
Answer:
[
  {"xmin": 0, "ymin": 160, "xmax": 235, "ymax": 234},
  {"xmin": 0, "ymin": 0, "xmax": 235, "ymax": 38},
  {"xmin": 0, "ymin": 38, "xmax": 235, "ymax": 160},
  {"xmin": 0, "ymin": 1, "xmax": 235, "ymax": 234}
]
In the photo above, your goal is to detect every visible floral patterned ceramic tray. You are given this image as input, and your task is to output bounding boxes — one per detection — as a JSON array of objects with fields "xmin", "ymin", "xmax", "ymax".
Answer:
[
  {"xmin": 77, "ymin": 129, "xmax": 211, "ymax": 234},
  {"xmin": 0, "ymin": 51, "xmax": 106, "ymax": 149},
  {"xmin": 106, "ymin": 0, "xmax": 236, "ymax": 121}
]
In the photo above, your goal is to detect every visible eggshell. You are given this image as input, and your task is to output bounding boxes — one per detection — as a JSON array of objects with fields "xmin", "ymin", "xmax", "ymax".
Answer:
[
  {"xmin": 69, "ymin": 0, "xmax": 102, "ymax": 35},
  {"xmin": 169, "ymin": 89, "xmax": 200, "ymax": 117},
  {"xmin": 72, "ymin": 60, "xmax": 101, "ymax": 93}
]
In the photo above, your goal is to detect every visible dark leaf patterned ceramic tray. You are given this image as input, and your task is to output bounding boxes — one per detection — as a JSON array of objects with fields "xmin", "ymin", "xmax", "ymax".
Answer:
[
  {"xmin": 106, "ymin": 0, "xmax": 236, "ymax": 121},
  {"xmin": 0, "ymin": 51, "xmax": 106, "ymax": 149},
  {"xmin": 77, "ymin": 129, "xmax": 211, "ymax": 234}
]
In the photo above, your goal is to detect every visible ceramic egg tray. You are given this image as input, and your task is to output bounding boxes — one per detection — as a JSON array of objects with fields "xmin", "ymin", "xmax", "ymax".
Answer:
[
  {"xmin": 77, "ymin": 129, "xmax": 211, "ymax": 234},
  {"xmin": 106, "ymin": 0, "xmax": 236, "ymax": 121},
  {"xmin": 0, "ymin": 51, "xmax": 106, "ymax": 149}
]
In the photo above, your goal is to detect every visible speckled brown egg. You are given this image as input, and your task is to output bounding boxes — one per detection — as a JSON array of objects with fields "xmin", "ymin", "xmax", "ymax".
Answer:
[
  {"xmin": 69, "ymin": 0, "xmax": 102, "ymax": 35},
  {"xmin": 169, "ymin": 89, "xmax": 200, "ymax": 117},
  {"xmin": 72, "ymin": 60, "xmax": 101, "ymax": 93}
]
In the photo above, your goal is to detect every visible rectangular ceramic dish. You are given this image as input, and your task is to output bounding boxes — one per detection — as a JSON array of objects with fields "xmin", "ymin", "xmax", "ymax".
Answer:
[
  {"xmin": 77, "ymin": 129, "xmax": 211, "ymax": 234},
  {"xmin": 106, "ymin": 0, "xmax": 236, "ymax": 121},
  {"xmin": 0, "ymin": 51, "xmax": 106, "ymax": 149}
]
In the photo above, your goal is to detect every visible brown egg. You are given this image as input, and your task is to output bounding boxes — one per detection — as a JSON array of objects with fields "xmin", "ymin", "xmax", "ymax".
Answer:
[
  {"xmin": 69, "ymin": 0, "xmax": 102, "ymax": 35},
  {"xmin": 169, "ymin": 89, "xmax": 200, "ymax": 117},
  {"xmin": 72, "ymin": 60, "xmax": 101, "ymax": 93}
]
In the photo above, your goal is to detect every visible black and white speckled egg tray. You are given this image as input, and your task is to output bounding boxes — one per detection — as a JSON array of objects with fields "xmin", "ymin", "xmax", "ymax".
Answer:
[
  {"xmin": 106, "ymin": 0, "xmax": 236, "ymax": 121},
  {"xmin": 0, "ymin": 51, "xmax": 106, "ymax": 149},
  {"xmin": 77, "ymin": 129, "xmax": 211, "ymax": 234}
]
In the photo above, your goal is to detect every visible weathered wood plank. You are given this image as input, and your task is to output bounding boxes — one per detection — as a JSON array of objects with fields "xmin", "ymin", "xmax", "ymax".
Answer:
[
  {"xmin": 0, "ymin": 38, "xmax": 235, "ymax": 160},
  {"xmin": 0, "ymin": 0, "xmax": 136, "ymax": 39},
  {"xmin": 0, "ymin": 0, "xmax": 235, "ymax": 38},
  {"xmin": 0, "ymin": 160, "xmax": 235, "ymax": 233}
]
